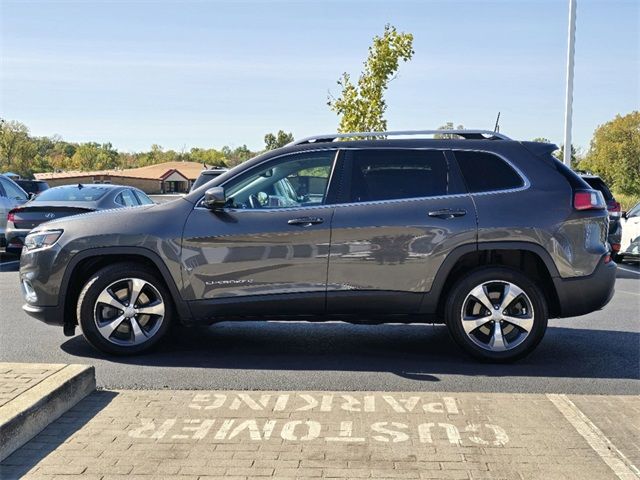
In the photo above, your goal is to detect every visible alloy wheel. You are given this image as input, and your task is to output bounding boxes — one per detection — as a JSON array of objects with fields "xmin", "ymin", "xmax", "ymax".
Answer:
[
  {"xmin": 93, "ymin": 277, "xmax": 165, "ymax": 346},
  {"xmin": 460, "ymin": 280, "xmax": 534, "ymax": 352}
]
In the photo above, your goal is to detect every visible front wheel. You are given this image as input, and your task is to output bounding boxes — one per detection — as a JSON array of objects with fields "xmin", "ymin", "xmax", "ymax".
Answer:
[
  {"xmin": 445, "ymin": 267, "xmax": 548, "ymax": 362},
  {"xmin": 77, "ymin": 264, "xmax": 174, "ymax": 355}
]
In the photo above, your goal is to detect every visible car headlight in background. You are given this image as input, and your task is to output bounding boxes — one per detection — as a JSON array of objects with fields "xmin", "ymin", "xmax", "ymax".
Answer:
[{"xmin": 23, "ymin": 229, "xmax": 63, "ymax": 252}]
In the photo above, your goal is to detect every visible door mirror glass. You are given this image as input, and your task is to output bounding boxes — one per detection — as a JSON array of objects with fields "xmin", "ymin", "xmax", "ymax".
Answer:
[{"xmin": 203, "ymin": 187, "xmax": 226, "ymax": 210}]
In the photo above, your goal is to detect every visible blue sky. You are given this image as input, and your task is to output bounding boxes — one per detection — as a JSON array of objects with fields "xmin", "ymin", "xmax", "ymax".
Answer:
[{"xmin": 1, "ymin": 0, "xmax": 638, "ymax": 153}]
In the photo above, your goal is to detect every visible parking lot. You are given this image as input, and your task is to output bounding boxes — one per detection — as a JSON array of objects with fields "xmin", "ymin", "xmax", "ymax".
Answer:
[{"xmin": 1, "ymin": 251, "xmax": 638, "ymax": 395}]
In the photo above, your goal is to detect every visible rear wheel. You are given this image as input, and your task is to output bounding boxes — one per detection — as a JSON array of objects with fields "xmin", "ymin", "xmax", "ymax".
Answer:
[
  {"xmin": 445, "ymin": 267, "xmax": 548, "ymax": 362},
  {"xmin": 77, "ymin": 264, "xmax": 174, "ymax": 355}
]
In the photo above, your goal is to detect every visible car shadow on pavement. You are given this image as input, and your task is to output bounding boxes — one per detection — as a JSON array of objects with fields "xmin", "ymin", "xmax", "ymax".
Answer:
[
  {"xmin": 59, "ymin": 322, "xmax": 639, "ymax": 382},
  {"xmin": 0, "ymin": 391, "xmax": 117, "ymax": 477}
]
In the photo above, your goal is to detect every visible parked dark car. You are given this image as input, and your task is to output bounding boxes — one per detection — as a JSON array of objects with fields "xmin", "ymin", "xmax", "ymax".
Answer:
[
  {"xmin": 578, "ymin": 173, "xmax": 622, "ymax": 258},
  {"xmin": 19, "ymin": 130, "xmax": 615, "ymax": 361},
  {"xmin": 6, "ymin": 184, "xmax": 154, "ymax": 254},
  {"xmin": 15, "ymin": 179, "xmax": 50, "ymax": 196},
  {"xmin": 190, "ymin": 167, "xmax": 228, "ymax": 192}
]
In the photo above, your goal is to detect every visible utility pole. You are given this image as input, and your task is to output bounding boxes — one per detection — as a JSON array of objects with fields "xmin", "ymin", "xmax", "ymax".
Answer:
[{"xmin": 563, "ymin": 0, "xmax": 577, "ymax": 167}]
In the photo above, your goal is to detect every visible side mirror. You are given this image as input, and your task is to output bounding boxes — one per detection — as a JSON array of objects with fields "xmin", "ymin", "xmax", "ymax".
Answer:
[
  {"xmin": 28, "ymin": 192, "xmax": 36, "ymax": 200},
  {"xmin": 622, "ymin": 211, "xmax": 628, "ymax": 219},
  {"xmin": 202, "ymin": 187, "xmax": 226, "ymax": 210}
]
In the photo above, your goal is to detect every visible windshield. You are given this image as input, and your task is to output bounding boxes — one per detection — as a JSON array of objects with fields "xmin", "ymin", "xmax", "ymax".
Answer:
[{"xmin": 35, "ymin": 186, "xmax": 109, "ymax": 202}]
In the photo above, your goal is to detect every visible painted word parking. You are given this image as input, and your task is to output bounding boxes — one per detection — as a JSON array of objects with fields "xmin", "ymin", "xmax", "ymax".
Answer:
[{"xmin": 129, "ymin": 392, "xmax": 509, "ymax": 446}]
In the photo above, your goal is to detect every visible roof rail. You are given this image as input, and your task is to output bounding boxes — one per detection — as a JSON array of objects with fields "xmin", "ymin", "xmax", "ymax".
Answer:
[{"xmin": 289, "ymin": 129, "xmax": 511, "ymax": 146}]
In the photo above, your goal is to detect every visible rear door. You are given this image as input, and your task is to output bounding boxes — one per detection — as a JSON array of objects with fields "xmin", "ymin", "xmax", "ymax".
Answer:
[{"xmin": 327, "ymin": 148, "xmax": 477, "ymax": 314}]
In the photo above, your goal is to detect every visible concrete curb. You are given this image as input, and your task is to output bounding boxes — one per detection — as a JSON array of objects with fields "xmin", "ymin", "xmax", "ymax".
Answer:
[{"xmin": 0, "ymin": 364, "xmax": 95, "ymax": 461}]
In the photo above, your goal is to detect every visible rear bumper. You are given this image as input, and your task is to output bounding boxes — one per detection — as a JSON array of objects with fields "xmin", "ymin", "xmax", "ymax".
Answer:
[
  {"xmin": 553, "ymin": 256, "xmax": 616, "ymax": 318},
  {"xmin": 22, "ymin": 303, "xmax": 65, "ymax": 326},
  {"xmin": 5, "ymin": 228, "xmax": 28, "ymax": 253}
]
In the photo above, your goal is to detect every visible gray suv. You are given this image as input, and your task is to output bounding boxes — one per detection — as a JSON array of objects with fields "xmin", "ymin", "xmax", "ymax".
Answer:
[{"xmin": 19, "ymin": 130, "xmax": 616, "ymax": 361}]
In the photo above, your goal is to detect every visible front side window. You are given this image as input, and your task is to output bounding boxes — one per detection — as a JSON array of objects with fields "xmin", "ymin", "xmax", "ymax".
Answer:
[
  {"xmin": 455, "ymin": 150, "xmax": 524, "ymax": 193},
  {"xmin": 224, "ymin": 151, "xmax": 335, "ymax": 209},
  {"xmin": 627, "ymin": 203, "xmax": 640, "ymax": 218},
  {"xmin": 348, "ymin": 149, "xmax": 448, "ymax": 203}
]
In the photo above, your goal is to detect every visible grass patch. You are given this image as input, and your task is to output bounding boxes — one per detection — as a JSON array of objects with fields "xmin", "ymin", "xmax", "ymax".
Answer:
[{"xmin": 613, "ymin": 192, "xmax": 640, "ymax": 211}]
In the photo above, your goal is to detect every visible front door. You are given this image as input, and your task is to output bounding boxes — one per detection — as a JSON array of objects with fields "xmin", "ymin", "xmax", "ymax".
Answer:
[
  {"xmin": 181, "ymin": 150, "xmax": 338, "ymax": 319},
  {"xmin": 327, "ymin": 148, "xmax": 477, "ymax": 314}
]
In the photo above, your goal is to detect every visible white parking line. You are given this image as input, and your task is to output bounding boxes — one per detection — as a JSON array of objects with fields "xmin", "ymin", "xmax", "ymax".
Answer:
[
  {"xmin": 547, "ymin": 394, "xmax": 640, "ymax": 480},
  {"xmin": 618, "ymin": 266, "xmax": 640, "ymax": 275}
]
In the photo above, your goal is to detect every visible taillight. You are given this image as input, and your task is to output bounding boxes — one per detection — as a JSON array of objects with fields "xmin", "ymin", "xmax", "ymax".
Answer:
[
  {"xmin": 574, "ymin": 190, "xmax": 606, "ymax": 211},
  {"xmin": 611, "ymin": 243, "xmax": 621, "ymax": 253},
  {"xmin": 7, "ymin": 211, "xmax": 15, "ymax": 223},
  {"xmin": 608, "ymin": 201, "xmax": 622, "ymax": 217}
]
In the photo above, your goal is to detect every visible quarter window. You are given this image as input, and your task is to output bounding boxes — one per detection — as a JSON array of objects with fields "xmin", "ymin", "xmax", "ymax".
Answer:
[
  {"xmin": 134, "ymin": 190, "xmax": 154, "ymax": 205},
  {"xmin": 348, "ymin": 150, "xmax": 448, "ymax": 203},
  {"xmin": 454, "ymin": 151, "xmax": 523, "ymax": 193}
]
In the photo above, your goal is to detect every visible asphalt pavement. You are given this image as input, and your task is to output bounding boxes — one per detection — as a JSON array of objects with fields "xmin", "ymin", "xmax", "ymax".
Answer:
[{"xmin": 1, "ymin": 251, "xmax": 638, "ymax": 394}]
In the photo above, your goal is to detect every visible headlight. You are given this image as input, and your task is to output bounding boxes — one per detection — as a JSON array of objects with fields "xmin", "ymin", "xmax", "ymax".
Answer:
[{"xmin": 23, "ymin": 229, "xmax": 63, "ymax": 252}]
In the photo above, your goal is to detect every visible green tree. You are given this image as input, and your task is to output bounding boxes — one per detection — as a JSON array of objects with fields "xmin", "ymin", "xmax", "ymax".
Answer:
[
  {"xmin": 0, "ymin": 119, "xmax": 35, "ymax": 171},
  {"xmin": 71, "ymin": 142, "xmax": 119, "ymax": 170},
  {"xmin": 579, "ymin": 111, "xmax": 640, "ymax": 195},
  {"xmin": 328, "ymin": 24, "xmax": 414, "ymax": 133},
  {"xmin": 189, "ymin": 147, "xmax": 227, "ymax": 166},
  {"xmin": 264, "ymin": 130, "xmax": 294, "ymax": 150},
  {"xmin": 555, "ymin": 144, "xmax": 580, "ymax": 167},
  {"xmin": 226, "ymin": 145, "xmax": 253, "ymax": 167},
  {"xmin": 434, "ymin": 122, "xmax": 465, "ymax": 139}
]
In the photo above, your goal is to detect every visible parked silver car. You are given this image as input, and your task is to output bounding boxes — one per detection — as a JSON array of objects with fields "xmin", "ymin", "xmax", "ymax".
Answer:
[{"xmin": 0, "ymin": 175, "xmax": 29, "ymax": 248}]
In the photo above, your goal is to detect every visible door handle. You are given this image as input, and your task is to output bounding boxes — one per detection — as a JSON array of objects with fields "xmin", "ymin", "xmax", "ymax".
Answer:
[
  {"xmin": 428, "ymin": 209, "xmax": 467, "ymax": 219},
  {"xmin": 288, "ymin": 216, "xmax": 324, "ymax": 226}
]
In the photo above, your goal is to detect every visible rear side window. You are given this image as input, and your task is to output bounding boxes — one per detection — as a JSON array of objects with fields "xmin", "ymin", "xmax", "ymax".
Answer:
[
  {"xmin": 348, "ymin": 150, "xmax": 448, "ymax": 203},
  {"xmin": 115, "ymin": 190, "xmax": 139, "ymax": 206},
  {"xmin": 454, "ymin": 151, "xmax": 524, "ymax": 193}
]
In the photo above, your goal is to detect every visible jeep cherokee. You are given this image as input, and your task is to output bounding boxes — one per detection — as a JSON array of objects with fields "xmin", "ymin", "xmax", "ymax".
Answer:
[{"xmin": 19, "ymin": 130, "xmax": 616, "ymax": 361}]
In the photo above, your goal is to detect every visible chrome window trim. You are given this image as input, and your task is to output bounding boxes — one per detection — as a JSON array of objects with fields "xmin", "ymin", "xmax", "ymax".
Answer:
[
  {"xmin": 193, "ymin": 147, "xmax": 530, "ymax": 213},
  {"xmin": 194, "ymin": 148, "xmax": 340, "ymax": 211}
]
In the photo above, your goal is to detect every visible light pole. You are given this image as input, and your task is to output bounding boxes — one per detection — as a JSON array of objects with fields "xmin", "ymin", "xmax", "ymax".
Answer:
[{"xmin": 563, "ymin": 0, "xmax": 577, "ymax": 167}]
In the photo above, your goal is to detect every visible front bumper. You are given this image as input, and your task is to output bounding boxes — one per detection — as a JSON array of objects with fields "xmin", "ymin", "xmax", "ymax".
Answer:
[
  {"xmin": 553, "ymin": 255, "xmax": 616, "ymax": 318},
  {"xmin": 22, "ymin": 303, "xmax": 65, "ymax": 326}
]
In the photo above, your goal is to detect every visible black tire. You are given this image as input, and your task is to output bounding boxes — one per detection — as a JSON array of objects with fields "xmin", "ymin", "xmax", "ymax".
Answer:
[
  {"xmin": 77, "ymin": 263, "xmax": 174, "ymax": 355},
  {"xmin": 445, "ymin": 267, "xmax": 548, "ymax": 362}
]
